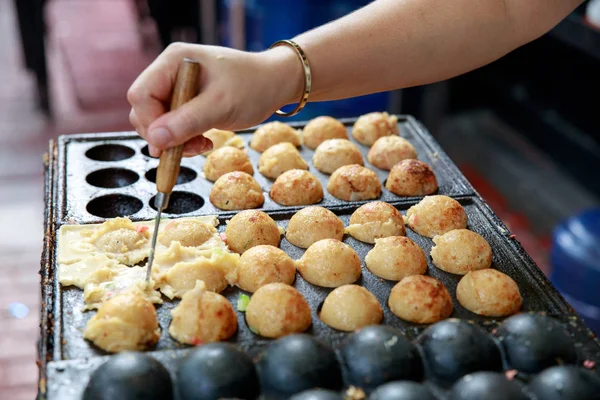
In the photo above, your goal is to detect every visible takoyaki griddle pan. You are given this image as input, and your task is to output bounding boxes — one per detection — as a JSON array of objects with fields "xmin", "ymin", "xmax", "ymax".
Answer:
[
  {"xmin": 38, "ymin": 116, "xmax": 600, "ymax": 400},
  {"xmin": 54, "ymin": 116, "xmax": 474, "ymax": 225}
]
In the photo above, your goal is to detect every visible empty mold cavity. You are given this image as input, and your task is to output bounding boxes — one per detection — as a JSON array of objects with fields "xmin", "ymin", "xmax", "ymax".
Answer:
[
  {"xmin": 85, "ymin": 144, "xmax": 135, "ymax": 161},
  {"xmin": 86, "ymin": 168, "xmax": 139, "ymax": 188},
  {"xmin": 149, "ymin": 191, "xmax": 204, "ymax": 214},
  {"xmin": 145, "ymin": 166, "xmax": 197, "ymax": 185},
  {"xmin": 87, "ymin": 194, "xmax": 143, "ymax": 218},
  {"xmin": 141, "ymin": 145, "xmax": 158, "ymax": 159}
]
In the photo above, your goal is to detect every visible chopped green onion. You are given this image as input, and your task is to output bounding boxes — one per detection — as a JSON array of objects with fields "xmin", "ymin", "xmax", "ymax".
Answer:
[
  {"xmin": 249, "ymin": 326, "xmax": 259, "ymax": 335},
  {"xmin": 237, "ymin": 294, "xmax": 250, "ymax": 312}
]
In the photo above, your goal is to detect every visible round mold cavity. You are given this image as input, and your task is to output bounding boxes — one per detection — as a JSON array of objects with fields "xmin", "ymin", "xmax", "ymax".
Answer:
[
  {"xmin": 149, "ymin": 191, "xmax": 204, "ymax": 215},
  {"xmin": 145, "ymin": 167, "xmax": 197, "ymax": 185},
  {"xmin": 87, "ymin": 194, "xmax": 143, "ymax": 218},
  {"xmin": 85, "ymin": 144, "xmax": 135, "ymax": 161},
  {"xmin": 141, "ymin": 145, "xmax": 158, "ymax": 159},
  {"xmin": 86, "ymin": 168, "xmax": 139, "ymax": 188}
]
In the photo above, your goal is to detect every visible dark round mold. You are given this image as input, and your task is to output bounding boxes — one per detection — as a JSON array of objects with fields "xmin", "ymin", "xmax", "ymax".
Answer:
[
  {"xmin": 338, "ymin": 325, "xmax": 424, "ymax": 391},
  {"xmin": 145, "ymin": 167, "xmax": 197, "ymax": 185},
  {"xmin": 370, "ymin": 381, "xmax": 438, "ymax": 400},
  {"xmin": 85, "ymin": 144, "xmax": 135, "ymax": 161},
  {"xmin": 417, "ymin": 319, "xmax": 503, "ymax": 386},
  {"xmin": 257, "ymin": 334, "xmax": 343, "ymax": 398},
  {"xmin": 528, "ymin": 365, "xmax": 600, "ymax": 400},
  {"xmin": 494, "ymin": 313, "xmax": 579, "ymax": 374},
  {"xmin": 83, "ymin": 352, "xmax": 173, "ymax": 400},
  {"xmin": 149, "ymin": 191, "xmax": 204, "ymax": 214},
  {"xmin": 86, "ymin": 168, "xmax": 139, "ymax": 188},
  {"xmin": 448, "ymin": 371, "xmax": 529, "ymax": 400},
  {"xmin": 141, "ymin": 145, "xmax": 158, "ymax": 159},
  {"xmin": 176, "ymin": 343, "xmax": 260, "ymax": 400},
  {"xmin": 87, "ymin": 194, "xmax": 143, "ymax": 218}
]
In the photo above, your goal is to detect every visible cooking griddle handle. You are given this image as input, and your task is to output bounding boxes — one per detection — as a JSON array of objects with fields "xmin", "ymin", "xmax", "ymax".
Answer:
[{"xmin": 156, "ymin": 58, "xmax": 201, "ymax": 195}]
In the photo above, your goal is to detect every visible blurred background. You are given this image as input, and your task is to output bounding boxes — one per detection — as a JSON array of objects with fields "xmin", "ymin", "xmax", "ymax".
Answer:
[{"xmin": 1, "ymin": 0, "xmax": 599, "ymax": 398}]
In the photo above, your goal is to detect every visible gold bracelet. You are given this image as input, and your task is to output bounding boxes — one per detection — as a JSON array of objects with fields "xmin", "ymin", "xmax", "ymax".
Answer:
[{"xmin": 269, "ymin": 39, "xmax": 312, "ymax": 117}]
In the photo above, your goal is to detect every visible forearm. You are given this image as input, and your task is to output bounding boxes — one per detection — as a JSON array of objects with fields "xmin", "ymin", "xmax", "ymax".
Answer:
[{"xmin": 275, "ymin": 0, "xmax": 583, "ymax": 103}]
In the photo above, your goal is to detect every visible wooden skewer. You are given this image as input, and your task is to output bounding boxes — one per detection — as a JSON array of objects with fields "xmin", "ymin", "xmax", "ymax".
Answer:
[
  {"xmin": 155, "ymin": 58, "xmax": 201, "ymax": 199},
  {"xmin": 146, "ymin": 58, "xmax": 200, "ymax": 284}
]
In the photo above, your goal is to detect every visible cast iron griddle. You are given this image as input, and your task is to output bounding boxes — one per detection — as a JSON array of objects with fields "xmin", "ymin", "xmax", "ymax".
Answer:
[{"xmin": 38, "ymin": 115, "xmax": 600, "ymax": 400}]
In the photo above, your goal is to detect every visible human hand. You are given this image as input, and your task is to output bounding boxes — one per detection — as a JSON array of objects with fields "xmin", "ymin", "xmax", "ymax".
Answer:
[{"xmin": 127, "ymin": 42, "xmax": 302, "ymax": 157}]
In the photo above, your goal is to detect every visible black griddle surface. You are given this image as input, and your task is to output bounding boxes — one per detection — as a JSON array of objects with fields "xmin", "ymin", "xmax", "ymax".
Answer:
[{"xmin": 39, "ymin": 115, "xmax": 600, "ymax": 400}]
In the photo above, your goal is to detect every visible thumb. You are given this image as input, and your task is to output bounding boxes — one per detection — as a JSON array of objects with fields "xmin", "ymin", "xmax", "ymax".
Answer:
[{"xmin": 146, "ymin": 92, "xmax": 228, "ymax": 149}]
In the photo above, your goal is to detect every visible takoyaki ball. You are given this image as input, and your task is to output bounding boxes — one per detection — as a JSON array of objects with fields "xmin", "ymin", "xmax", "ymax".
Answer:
[
  {"xmin": 352, "ymin": 112, "xmax": 399, "ymax": 146},
  {"xmin": 327, "ymin": 164, "xmax": 382, "ymax": 202},
  {"xmin": 406, "ymin": 195, "xmax": 468, "ymax": 238},
  {"xmin": 302, "ymin": 116, "xmax": 348, "ymax": 149},
  {"xmin": 346, "ymin": 201, "xmax": 405, "ymax": 243},
  {"xmin": 201, "ymin": 128, "xmax": 245, "ymax": 156},
  {"xmin": 209, "ymin": 171, "xmax": 264, "ymax": 211},
  {"xmin": 225, "ymin": 210, "xmax": 281, "ymax": 254},
  {"xmin": 385, "ymin": 159, "xmax": 438, "ymax": 197},
  {"xmin": 388, "ymin": 275, "xmax": 453, "ymax": 324},
  {"xmin": 270, "ymin": 169, "xmax": 324, "ymax": 206},
  {"xmin": 456, "ymin": 269, "xmax": 522, "ymax": 317},
  {"xmin": 296, "ymin": 239, "xmax": 362, "ymax": 288},
  {"xmin": 83, "ymin": 288, "xmax": 160, "ymax": 353},
  {"xmin": 203, "ymin": 146, "xmax": 254, "ymax": 182},
  {"xmin": 365, "ymin": 236, "xmax": 428, "ymax": 281},
  {"xmin": 169, "ymin": 280, "xmax": 237, "ymax": 345},
  {"xmin": 430, "ymin": 229, "xmax": 492, "ymax": 275},
  {"xmin": 319, "ymin": 285, "xmax": 383, "ymax": 332},
  {"xmin": 245, "ymin": 283, "xmax": 312, "ymax": 338},
  {"xmin": 367, "ymin": 136, "xmax": 417, "ymax": 170},
  {"xmin": 258, "ymin": 142, "xmax": 309, "ymax": 179},
  {"xmin": 285, "ymin": 206, "xmax": 345, "ymax": 249},
  {"xmin": 158, "ymin": 219, "xmax": 215, "ymax": 248},
  {"xmin": 250, "ymin": 121, "xmax": 301, "ymax": 152},
  {"xmin": 236, "ymin": 245, "xmax": 296, "ymax": 293},
  {"xmin": 313, "ymin": 139, "xmax": 364, "ymax": 174}
]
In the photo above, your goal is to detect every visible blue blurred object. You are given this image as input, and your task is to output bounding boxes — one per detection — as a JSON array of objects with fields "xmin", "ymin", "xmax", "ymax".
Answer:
[
  {"xmin": 8, "ymin": 302, "xmax": 29, "ymax": 319},
  {"xmin": 218, "ymin": 0, "xmax": 391, "ymax": 120},
  {"xmin": 550, "ymin": 208, "xmax": 600, "ymax": 334}
]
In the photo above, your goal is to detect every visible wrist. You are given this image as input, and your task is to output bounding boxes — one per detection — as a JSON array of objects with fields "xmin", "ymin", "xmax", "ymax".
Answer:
[{"xmin": 260, "ymin": 45, "xmax": 305, "ymax": 109}]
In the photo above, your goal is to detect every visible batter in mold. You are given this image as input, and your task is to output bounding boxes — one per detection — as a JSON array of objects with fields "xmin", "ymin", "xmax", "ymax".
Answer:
[
  {"xmin": 405, "ymin": 195, "xmax": 468, "ymax": 238},
  {"xmin": 285, "ymin": 206, "xmax": 345, "ymax": 249},
  {"xmin": 365, "ymin": 236, "xmax": 428, "ymax": 281},
  {"xmin": 83, "ymin": 286, "xmax": 161, "ymax": 353},
  {"xmin": 250, "ymin": 121, "xmax": 302, "ymax": 152},
  {"xmin": 385, "ymin": 159, "xmax": 438, "ymax": 197},
  {"xmin": 388, "ymin": 275, "xmax": 453, "ymax": 324},
  {"xmin": 169, "ymin": 280, "xmax": 238, "ymax": 345},
  {"xmin": 319, "ymin": 284, "xmax": 383, "ymax": 332},
  {"xmin": 258, "ymin": 142, "xmax": 308, "ymax": 179},
  {"xmin": 312, "ymin": 138, "xmax": 364, "ymax": 174},
  {"xmin": 57, "ymin": 215, "xmax": 231, "ymax": 308},
  {"xmin": 269, "ymin": 169, "xmax": 324, "ymax": 206},
  {"xmin": 152, "ymin": 246, "xmax": 239, "ymax": 299},
  {"xmin": 200, "ymin": 128, "xmax": 245, "ymax": 156},
  {"xmin": 296, "ymin": 238, "xmax": 362, "ymax": 288},
  {"xmin": 456, "ymin": 269, "xmax": 522, "ymax": 317},
  {"xmin": 302, "ymin": 115, "xmax": 348, "ymax": 150},
  {"xmin": 367, "ymin": 135, "xmax": 417, "ymax": 170},
  {"xmin": 346, "ymin": 201, "xmax": 406, "ymax": 244},
  {"xmin": 245, "ymin": 283, "xmax": 312, "ymax": 339},
  {"xmin": 203, "ymin": 146, "xmax": 254, "ymax": 182},
  {"xmin": 57, "ymin": 215, "xmax": 219, "ymax": 264},
  {"xmin": 351, "ymin": 111, "xmax": 399, "ymax": 146},
  {"xmin": 327, "ymin": 164, "xmax": 382, "ymax": 202},
  {"xmin": 233, "ymin": 245, "xmax": 296, "ymax": 293},
  {"xmin": 209, "ymin": 171, "xmax": 265, "ymax": 210}
]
